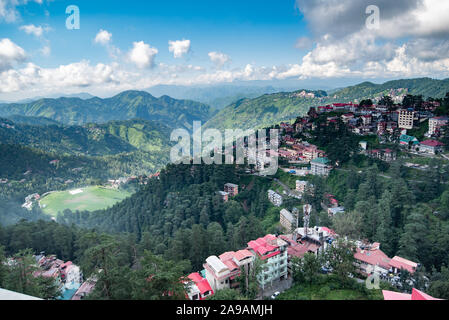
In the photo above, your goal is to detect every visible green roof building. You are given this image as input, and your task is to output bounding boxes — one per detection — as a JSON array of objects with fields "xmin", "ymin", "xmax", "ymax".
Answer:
[{"xmin": 311, "ymin": 157, "xmax": 332, "ymax": 176}]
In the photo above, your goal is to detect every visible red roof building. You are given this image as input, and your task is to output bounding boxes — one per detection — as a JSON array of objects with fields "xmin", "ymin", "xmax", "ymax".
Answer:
[
  {"xmin": 354, "ymin": 245, "xmax": 391, "ymax": 276},
  {"xmin": 421, "ymin": 140, "xmax": 444, "ymax": 147},
  {"xmin": 383, "ymin": 288, "xmax": 442, "ymax": 300},
  {"xmin": 388, "ymin": 256, "xmax": 418, "ymax": 274},
  {"xmin": 186, "ymin": 272, "xmax": 214, "ymax": 300},
  {"xmin": 247, "ymin": 235, "xmax": 281, "ymax": 260}
]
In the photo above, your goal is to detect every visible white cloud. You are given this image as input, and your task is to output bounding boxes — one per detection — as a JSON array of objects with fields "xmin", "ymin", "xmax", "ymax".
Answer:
[
  {"xmin": 19, "ymin": 24, "xmax": 48, "ymax": 37},
  {"xmin": 128, "ymin": 41, "xmax": 158, "ymax": 69},
  {"xmin": 0, "ymin": 60, "xmax": 118, "ymax": 94},
  {"xmin": 168, "ymin": 39, "xmax": 191, "ymax": 58},
  {"xmin": 0, "ymin": 38, "xmax": 26, "ymax": 72},
  {"xmin": 94, "ymin": 29, "xmax": 112, "ymax": 45},
  {"xmin": 289, "ymin": 0, "xmax": 449, "ymax": 79},
  {"xmin": 40, "ymin": 45, "xmax": 50, "ymax": 57},
  {"xmin": 208, "ymin": 51, "xmax": 230, "ymax": 68},
  {"xmin": 0, "ymin": 0, "xmax": 46, "ymax": 23}
]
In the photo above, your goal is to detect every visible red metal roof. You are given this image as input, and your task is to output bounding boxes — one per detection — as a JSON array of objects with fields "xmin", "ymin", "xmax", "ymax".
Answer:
[
  {"xmin": 383, "ymin": 289, "xmax": 442, "ymax": 300},
  {"xmin": 388, "ymin": 256, "xmax": 418, "ymax": 274},
  {"xmin": 234, "ymin": 250, "xmax": 253, "ymax": 261},
  {"xmin": 247, "ymin": 235, "xmax": 280, "ymax": 260},
  {"xmin": 411, "ymin": 288, "xmax": 441, "ymax": 300},
  {"xmin": 287, "ymin": 244, "xmax": 309, "ymax": 258},
  {"xmin": 382, "ymin": 290, "xmax": 412, "ymax": 300},
  {"xmin": 187, "ymin": 272, "xmax": 203, "ymax": 283},
  {"xmin": 187, "ymin": 272, "xmax": 214, "ymax": 297},
  {"xmin": 354, "ymin": 248, "xmax": 391, "ymax": 270},
  {"xmin": 421, "ymin": 140, "xmax": 444, "ymax": 147},
  {"xmin": 222, "ymin": 259, "xmax": 239, "ymax": 272}
]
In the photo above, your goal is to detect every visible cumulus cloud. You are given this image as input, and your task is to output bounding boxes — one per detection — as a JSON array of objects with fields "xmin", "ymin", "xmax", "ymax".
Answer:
[
  {"xmin": 296, "ymin": 0, "xmax": 422, "ymax": 39},
  {"xmin": 19, "ymin": 24, "xmax": 49, "ymax": 37},
  {"xmin": 0, "ymin": 0, "xmax": 46, "ymax": 23},
  {"xmin": 0, "ymin": 38, "xmax": 26, "ymax": 72},
  {"xmin": 0, "ymin": 60, "xmax": 118, "ymax": 93},
  {"xmin": 290, "ymin": 0, "xmax": 449, "ymax": 79},
  {"xmin": 208, "ymin": 51, "xmax": 230, "ymax": 68},
  {"xmin": 168, "ymin": 39, "xmax": 191, "ymax": 58},
  {"xmin": 94, "ymin": 29, "xmax": 112, "ymax": 45},
  {"xmin": 128, "ymin": 41, "xmax": 158, "ymax": 69}
]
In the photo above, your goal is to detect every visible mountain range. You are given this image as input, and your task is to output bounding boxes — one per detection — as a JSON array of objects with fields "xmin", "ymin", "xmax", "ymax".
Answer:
[
  {"xmin": 0, "ymin": 91, "xmax": 213, "ymax": 130},
  {"xmin": 2, "ymin": 77, "xmax": 449, "ymax": 140},
  {"xmin": 146, "ymin": 84, "xmax": 298, "ymax": 110}
]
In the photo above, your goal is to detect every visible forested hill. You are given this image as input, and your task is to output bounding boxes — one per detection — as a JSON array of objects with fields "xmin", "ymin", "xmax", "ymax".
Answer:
[
  {"xmin": 204, "ymin": 90, "xmax": 328, "ymax": 132},
  {"xmin": 332, "ymin": 78, "xmax": 449, "ymax": 101},
  {"xmin": 4, "ymin": 115, "xmax": 61, "ymax": 126},
  {"xmin": 0, "ymin": 90, "xmax": 214, "ymax": 130},
  {"xmin": 56, "ymin": 163, "xmax": 274, "ymax": 270},
  {"xmin": 0, "ymin": 118, "xmax": 172, "ymax": 157}
]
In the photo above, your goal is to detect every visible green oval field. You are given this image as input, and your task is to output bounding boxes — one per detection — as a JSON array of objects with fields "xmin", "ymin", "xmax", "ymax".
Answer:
[{"xmin": 39, "ymin": 186, "xmax": 131, "ymax": 216}]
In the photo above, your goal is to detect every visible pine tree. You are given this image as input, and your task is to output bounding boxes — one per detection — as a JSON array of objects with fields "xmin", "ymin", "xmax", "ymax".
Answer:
[{"xmin": 375, "ymin": 191, "xmax": 395, "ymax": 256}]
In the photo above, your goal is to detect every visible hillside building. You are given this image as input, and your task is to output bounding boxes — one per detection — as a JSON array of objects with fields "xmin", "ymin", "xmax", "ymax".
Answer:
[
  {"xmin": 398, "ymin": 109, "xmax": 415, "ymax": 130},
  {"xmin": 224, "ymin": 183, "xmax": 239, "ymax": 197}
]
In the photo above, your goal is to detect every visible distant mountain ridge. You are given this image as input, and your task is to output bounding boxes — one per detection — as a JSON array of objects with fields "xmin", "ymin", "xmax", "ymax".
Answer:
[
  {"xmin": 0, "ymin": 90, "xmax": 213, "ymax": 130},
  {"xmin": 146, "ymin": 84, "xmax": 298, "ymax": 109}
]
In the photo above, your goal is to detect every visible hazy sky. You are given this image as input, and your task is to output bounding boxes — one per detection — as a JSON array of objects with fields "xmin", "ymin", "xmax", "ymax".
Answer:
[{"xmin": 1, "ymin": 0, "xmax": 449, "ymax": 100}]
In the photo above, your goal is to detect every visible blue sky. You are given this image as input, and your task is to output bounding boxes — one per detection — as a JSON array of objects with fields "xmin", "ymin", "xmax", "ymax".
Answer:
[
  {"xmin": 2, "ymin": 0, "xmax": 307, "ymax": 67},
  {"xmin": 1, "ymin": 0, "xmax": 449, "ymax": 100}
]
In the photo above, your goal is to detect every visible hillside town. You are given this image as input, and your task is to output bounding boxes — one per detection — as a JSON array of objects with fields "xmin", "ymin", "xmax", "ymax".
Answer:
[
  {"xmin": 184, "ymin": 196, "xmax": 439, "ymax": 300},
  {"xmin": 184, "ymin": 99, "xmax": 448, "ymax": 301},
  {"xmin": 248, "ymin": 100, "xmax": 448, "ymax": 179}
]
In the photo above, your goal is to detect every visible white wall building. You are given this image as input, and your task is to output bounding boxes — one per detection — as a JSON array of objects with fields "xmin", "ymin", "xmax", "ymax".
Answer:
[
  {"xmin": 268, "ymin": 190, "xmax": 283, "ymax": 207},
  {"xmin": 247, "ymin": 235, "xmax": 288, "ymax": 290}
]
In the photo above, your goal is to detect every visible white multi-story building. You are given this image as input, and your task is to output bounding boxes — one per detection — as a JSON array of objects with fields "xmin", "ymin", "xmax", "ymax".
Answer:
[
  {"xmin": 203, "ymin": 250, "xmax": 255, "ymax": 292},
  {"xmin": 247, "ymin": 235, "xmax": 288, "ymax": 290},
  {"xmin": 398, "ymin": 109, "xmax": 415, "ymax": 130},
  {"xmin": 204, "ymin": 256, "xmax": 232, "ymax": 292},
  {"xmin": 62, "ymin": 262, "xmax": 83, "ymax": 286},
  {"xmin": 310, "ymin": 157, "xmax": 332, "ymax": 176},
  {"xmin": 295, "ymin": 180, "xmax": 308, "ymax": 194},
  {"xmin": 268, "ymin": 190, "xmax": 283, "ymax": 207},
  {"xmin": 428, "ymin": 116, "xmax": 448, "ymax": 136}
]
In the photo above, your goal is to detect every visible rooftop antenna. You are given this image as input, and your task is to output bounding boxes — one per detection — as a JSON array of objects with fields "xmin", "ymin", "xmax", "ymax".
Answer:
[
  {"xmin": 303, "ymin": 204, "xmax": 312, "ymax": 236},
  {"xmin": 292, "ymin": 207, "xmax": 299, "ymax": 242}
]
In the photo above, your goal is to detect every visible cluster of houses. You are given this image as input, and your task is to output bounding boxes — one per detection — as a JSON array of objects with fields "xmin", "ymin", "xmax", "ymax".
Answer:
[
  {"xmin": 399, "ymin": 134, "xmax": 446, "ymax": 155},
  {"xmin": 3, "ymin": 253, "xmax": 97, "ymax": 300},
  {"xmin": 107, "ymin": 177, "xmax": 133, "ymax": 189},
  {"xmin": 286, "ymin": 102, "xmax": 447, "ymax": 162},
  {"xmin": 0, "ymin": 121, "xmax": 14, "ymax": 129},
  {"xmin": 21, "ymin": 193, "xmax": 40, "ymax": 211},
  {"xmin": 184, "ymin": 219, "xmax": 436, "ymax": 300},
  {"xmin": 185, "ymin": 234, "xmax": 290, "ymax": 300}
]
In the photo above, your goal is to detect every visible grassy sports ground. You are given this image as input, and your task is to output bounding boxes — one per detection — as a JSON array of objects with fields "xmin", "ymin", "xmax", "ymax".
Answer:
[{"xmin": 39, "ymin": 186, "xmax": 130, "ymax": 216}]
